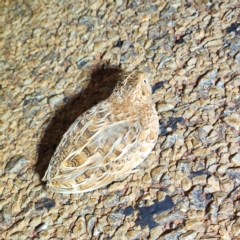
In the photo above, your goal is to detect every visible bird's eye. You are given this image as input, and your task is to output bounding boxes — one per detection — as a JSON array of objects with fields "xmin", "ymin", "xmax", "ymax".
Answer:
[{"xmin": 143, "ymin": 79, "xmax": 147, "ymax": 84}]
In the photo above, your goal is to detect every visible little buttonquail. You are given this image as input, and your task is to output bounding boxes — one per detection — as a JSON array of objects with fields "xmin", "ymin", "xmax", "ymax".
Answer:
[{"xmin": 43, "ymin": 71, "xmax": 159, "ymax": 194}]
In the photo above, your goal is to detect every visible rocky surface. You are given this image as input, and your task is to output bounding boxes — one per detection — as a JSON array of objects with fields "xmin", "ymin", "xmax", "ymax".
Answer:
[{"xmin": 0, "ymin": 0, "xmax": 239, "ymax": 239}]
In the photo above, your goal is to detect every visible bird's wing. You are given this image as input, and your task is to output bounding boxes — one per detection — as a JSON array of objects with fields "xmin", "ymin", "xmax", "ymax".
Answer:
[{"xmin": 44, "ymin": 100, "xmax": 151, "ymax": 193}]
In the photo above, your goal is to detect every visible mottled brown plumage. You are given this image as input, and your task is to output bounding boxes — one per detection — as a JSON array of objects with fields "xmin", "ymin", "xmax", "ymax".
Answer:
[{"xmin": 43, "ymin": 71, "xmax": 159, "ymax": 193}]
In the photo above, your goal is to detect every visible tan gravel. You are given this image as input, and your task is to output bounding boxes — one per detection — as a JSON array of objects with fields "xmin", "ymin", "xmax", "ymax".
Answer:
[{"xmin": 0, "ymin": 0, "xmax": 240, "ymax": 239}]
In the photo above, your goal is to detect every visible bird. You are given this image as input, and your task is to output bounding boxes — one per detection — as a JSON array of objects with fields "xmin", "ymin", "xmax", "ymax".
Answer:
[{"xmin": 43, "ymin": 70, "xmax": 159, "ymax": 194}]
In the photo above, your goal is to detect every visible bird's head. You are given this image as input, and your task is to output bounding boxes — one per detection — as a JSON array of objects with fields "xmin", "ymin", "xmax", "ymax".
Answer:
[{"xmin": 112, "ymin": 71, "xmax": 152, "ymax": 102}]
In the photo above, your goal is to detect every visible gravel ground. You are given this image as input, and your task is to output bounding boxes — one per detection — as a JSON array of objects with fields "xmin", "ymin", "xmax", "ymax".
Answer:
[{"xmin": 0, "ymin": 0, "xmax": 240, "ymax": 239}]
